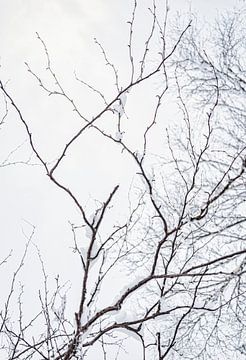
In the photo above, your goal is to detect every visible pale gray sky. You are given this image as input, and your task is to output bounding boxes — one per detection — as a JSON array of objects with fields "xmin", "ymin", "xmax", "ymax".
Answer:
[
  {"xmin": 0, "ymin": 0, "xmax": 241, "ymax": 306},
  {"xmin": 0, "ymin": 1, "xmax": 243, "ymax": 358}
]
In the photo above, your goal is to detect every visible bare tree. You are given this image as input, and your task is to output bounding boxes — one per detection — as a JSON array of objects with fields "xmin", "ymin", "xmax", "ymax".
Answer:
[{"xmin": 0, "ymin": 1, "xmax": 246, "ymax": 359}]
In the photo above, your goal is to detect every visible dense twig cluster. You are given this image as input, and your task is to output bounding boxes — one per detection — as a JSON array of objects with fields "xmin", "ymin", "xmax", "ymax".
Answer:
[{"xmin": 0, "ymin": 1, "xmax": 246, "ymax": 359}]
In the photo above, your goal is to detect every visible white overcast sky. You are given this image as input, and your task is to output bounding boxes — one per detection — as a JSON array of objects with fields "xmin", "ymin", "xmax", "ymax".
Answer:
[
  {"xmin": 0, "ymin": 0, "xmax": 241, "ymax": 287},
  {"xmin": 0, "ymin": 1, "xmax": 243, "ymax": 358}
]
